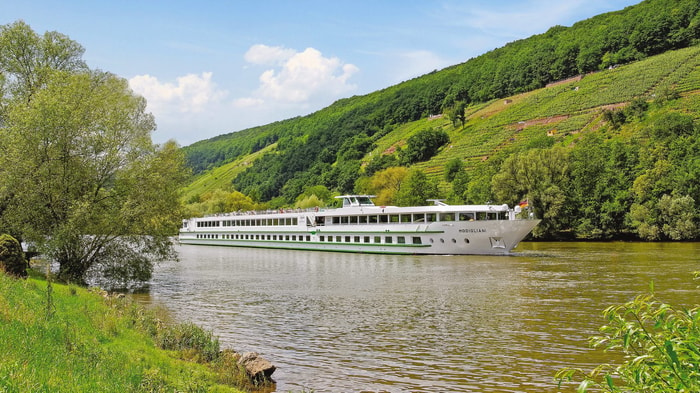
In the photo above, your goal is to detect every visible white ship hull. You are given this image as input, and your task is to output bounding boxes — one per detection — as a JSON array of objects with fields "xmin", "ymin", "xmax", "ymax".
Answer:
[{"xmin": 179, "ymin": 196, "xmax": 540, "ymax": 255}]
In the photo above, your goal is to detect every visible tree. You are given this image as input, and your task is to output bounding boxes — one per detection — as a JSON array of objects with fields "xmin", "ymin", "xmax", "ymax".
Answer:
[
  {"xmin": 444, "ymin": 158, "xmax": 464, "ymax": 182},
  {"xmin": 366, "ymin": 167, "xmax": 409, "ymax": 206},
  {"xmin": 491, "ymin": 147, "xmax": 570, "ymax": 237},
  {"xmin": 399, "ymin": 128, "xmax": 450, "ymax": 165},
  {"xmin": 394, "ymin": 169, "xmax": 440, "ymax": 206},
  {"xmin": 0, "ymin": 23, "xmax": 188, "ymax": 287}
]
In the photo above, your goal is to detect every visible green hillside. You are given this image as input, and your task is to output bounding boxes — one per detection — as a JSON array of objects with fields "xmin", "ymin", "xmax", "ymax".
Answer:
[{"xmin": 182, "ymin": 0, "xmax": 700, "ymax": 241}]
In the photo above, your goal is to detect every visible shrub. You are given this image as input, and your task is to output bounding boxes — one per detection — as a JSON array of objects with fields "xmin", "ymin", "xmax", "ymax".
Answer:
[
  {"xmin": 156, "ymin": 321, "xmax": 221, "ymax": 362},
  {"xmin": 0, "ymin": 234, "xmax": 28, "ymax": 278},
  {"xmin": 557, "ymin": 280, "xmax": 700, "ymax": 392}
]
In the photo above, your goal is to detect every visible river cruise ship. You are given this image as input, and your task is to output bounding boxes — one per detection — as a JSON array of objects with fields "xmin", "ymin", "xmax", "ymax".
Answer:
[
  {"xmin": 179, "ymin": 195, "xmax": 540, "ymax": 255},
  {"xmin": 179, "ymin": 195, "xmax": 539, "ymax": 255}
]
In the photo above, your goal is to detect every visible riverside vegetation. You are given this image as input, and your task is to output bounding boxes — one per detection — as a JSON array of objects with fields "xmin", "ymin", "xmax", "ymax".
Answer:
[
  {"xmin": 182, "ymin": 0, "xmax": 700, "ymax": 242},
  {"xmin": 0, "ymin": 267, "xmax": 261, "ymax": 392}
]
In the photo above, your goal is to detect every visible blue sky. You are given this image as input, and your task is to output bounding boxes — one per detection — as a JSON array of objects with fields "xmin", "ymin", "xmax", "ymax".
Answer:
[{"xmin": 2, "ymin": 0, "xmax": 641, "ymax": 146}]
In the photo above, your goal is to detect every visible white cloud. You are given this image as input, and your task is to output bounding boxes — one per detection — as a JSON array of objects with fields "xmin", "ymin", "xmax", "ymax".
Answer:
[
  {"xmin": 244, "ymin": 44, "xmax": 296, "ymax": 65},
  {"xmin": 129, "ymin": 72, "xmax": 228, "ymax": 114},
  {"xmin": 128, "ymin": 46, "xmax": 359, "ymax": 145},
  {"xmin": 241, "ymin": 45, "xmax": 359, "ymax": 105}
]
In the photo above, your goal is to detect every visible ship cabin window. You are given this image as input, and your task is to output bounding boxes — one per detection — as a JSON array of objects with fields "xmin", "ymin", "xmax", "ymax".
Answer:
[
  {"xmin": 306, "ymin": 235, "xmax": 311, "ymax": 241},
  {"xmin": 328, "ymin": 237, "xmax": 333, "ymax": 242},
  {"xmin": 426, "ymin": 213, "xmax": 437, "ymax": 222},
  {"xmin": 374, "ymin": 236, "xmax": 381, "ymax": 243},
  {"xmin": 379, "ymin": 215, "xmax": 389, "ymax": 223},
  {"xmin": 320, "ymin": 236, "xmax": 325, "ymax": 241},
  {"xmin": 335, "ymin": 236, "xmax": 342, "ymax": 242},
  {"xmin": 341, "ymin": 216, "xmax": 349, "ymax": 224},
  {"xmin": 397, "ymin": 236, "xmax": 405, "ymax": 244},
  {"xmin": 385, "ymin": 236, "xmax": 393, "ymax": 244},
  {"xmin": 358, "ymin": 216, "xmax": 368, "ymax": 224},
  {"xmin": 412, "ymin": 237, "xmax": 422, "ymax": 244},
  {"xmin": 413, "ymin": 213, "xmax": 425, "ymax": 222},
  {"xmin": 440, "ymin": 213, "xmax": 455, "ymax": 222},
  {"xmin": 369, "ymin": 215, "xmax": 378, "ymax": 224},
  {"xmin": 332, "ymin": 217, "xmax": 340, "ymax": 224},
  {"xmin": 400, "ymin": 214, "xmax": 411, "ymax": 223},
  {"xmin": 354, "ymin": 236, "xmax": 360, "ymax": 243},
  {"xmin": 390, "ymin": 215, "xmax": 400, "ymax": 223},
  {"xmin": 345, "ymin": 236, "xmax": 351, "ymax": 242},
  {"xmin": 459, "ymin": 212, "xmax": 476, "ymax": 221},
  {"xmin": 349, "ymin": 216, "xmax": 358, "ymax": 224},
  {"xmin": 364, "ymin": 236, "xmax": 370, "ymax": 243},
  {"xmin": 291, "ymin": 235, "xmax": 296, "ymax": 241}
]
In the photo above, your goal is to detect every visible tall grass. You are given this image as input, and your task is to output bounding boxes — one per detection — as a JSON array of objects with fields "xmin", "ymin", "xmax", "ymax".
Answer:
[{"xmin": 0, "ymin": 272, "xmax": 247, "ymax": 392}]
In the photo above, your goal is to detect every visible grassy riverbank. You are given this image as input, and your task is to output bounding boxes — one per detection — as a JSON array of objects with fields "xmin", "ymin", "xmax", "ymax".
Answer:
[{"xmin": 0, "ymin": 271, "xmax": 248, "ymax": 392}]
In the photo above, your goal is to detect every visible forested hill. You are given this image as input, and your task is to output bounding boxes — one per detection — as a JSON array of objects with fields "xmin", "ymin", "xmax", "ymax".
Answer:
[
  {"xmin": 182, "ymin": 0, "xmax": 700, "ymax": 241},
  {"xmin": 185, "ymin": 0, "xmax": 699, "ymax": 172}
]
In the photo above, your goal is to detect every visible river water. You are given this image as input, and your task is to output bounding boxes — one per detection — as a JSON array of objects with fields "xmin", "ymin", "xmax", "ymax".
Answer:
[{"xmin": 140, "ymin": 242, "xmax": 699, "ymax": 392}]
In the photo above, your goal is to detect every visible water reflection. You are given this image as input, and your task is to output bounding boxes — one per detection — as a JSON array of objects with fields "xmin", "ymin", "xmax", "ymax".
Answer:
[{"xmin": 139, "ymin": 242, "xmax": 700, "ymax": 392}]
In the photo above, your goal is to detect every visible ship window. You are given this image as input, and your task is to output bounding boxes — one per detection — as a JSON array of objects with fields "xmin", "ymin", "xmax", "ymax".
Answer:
[
  {"xmin": 349, "ymin": 216, "xmax": 358, "ymax": 224},
  {"xmin": 306, "ymin": 235, "xmax": 310, "ymax": 241},
  {"xmin": 459, "ymin": 213, "xmax": 475, "ymax": 221},
  {"xmin": 426, "ymin": 213, "xmax": 436, "ymax": 222},
  {"xmin": 364, "ymin": 236, "xmax": 370, "ymax": 243},
  {"xmin": 328, "ymin": 237, "xmax": 333, "ymax": 242},
  {"xmin": 412, "ymin": 237, "xmax": 422, "ymax": 245},
  {"xmin": 332, "ymin": 216, "xmax": 340, "ymax": 224},
  {"xmin": 369, "ymin": 215, "xmax": 378, "ymax": 224},
  {"xmin": 400, "ymin": 214, "xmax": 411, "ymax": 223},
  {"xmin": 440, "ymin": 213, "xmax": 455, "ymax": 221},
  {"xmin": 374, "ymin": 236, "xmax": 381, "ymax": 243},
  {"xmin": 320, "ymin": 236, "xmax": 325, "ymax": 242},
  {"xmin": 385, "ymin": 236, "xmax": 393, "ymax": 244},
  {"xmin": 390, "ymin": 215, "xmax": 400, "ymax": 223},
  {"xmin": 379, "ymin": 215, "xmax": 388, "ymax": 223},
  {"xmin": 341, "ymin": 216, "xmax": 349, "ymax": 224},
  {"xmin": 292, "ymin": 218, "xmax": 298, "ymax": 225},
  {"xmin": 354, "ymin": 236, "xmax": 360, "ymax": 243},
  {"xmin": 345, "ymin": 236, "xmax": 351, "ymax": 242},
  {"xmin": 397, "ymin": 236, "xmax": 405, "ymax": 244},
  {"xmin": 285, "ymin": 235, "xmax": 290, "ymax": 241},
  {"xmin": 464, "ymin": 238, "xmax": 470, "ymax": 244},
  {"xmin": 358, "ymin": 216, "xmax": 368, "ymax": 224},
  {"xmin": 413, "ymin": 213, "xmax": 425, "ymax": 222},
  {"xmin": 335, "ymin": 236, "xmax": 341, "ymax": 242}
]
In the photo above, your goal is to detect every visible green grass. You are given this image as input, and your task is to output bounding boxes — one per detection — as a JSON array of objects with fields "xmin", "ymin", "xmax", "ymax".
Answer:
[{"xmin": 0, "ymin": 272, "xmax": 248, "ymax": 393}]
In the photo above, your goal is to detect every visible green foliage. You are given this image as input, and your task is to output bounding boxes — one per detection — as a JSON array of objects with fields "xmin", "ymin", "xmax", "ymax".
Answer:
[
  {"xmin": 557, "ymin": 280, "xmax": 700, "ymax": 392},
  {"xmin": 492, "ymin": 147, "xmax": 570, "ymax": 237},
  {"xmin": 0, "ymin": 234, "xmax": 27, "ymax": 278},
  {"xmin": 394, "ymin": 169, "xmax": 439, "ymax": 206},
  {"xmin": 399, "ymin": 128, "xmax": 450, "ymax": 165},
  {"xmin": 0, "ymin": 273, "xmax": 245, "ymax": 392},
  {"xmin": 0, "ymin": 23, "xmax": 189, "ymax": 287},
  {"xmin": 360, "ymin": 167, "xmax": 409, "ymax": 206},
  {"xmin": 157, "ymin": 322, "xmax": 221, "ymax": 363},
  {"xmin": 444, "ymin": 158, "xmax": 464, "ymax": 182},
  {"xmin": 178, "ymin": 2, "xmax": 700, "ymax": 240}
]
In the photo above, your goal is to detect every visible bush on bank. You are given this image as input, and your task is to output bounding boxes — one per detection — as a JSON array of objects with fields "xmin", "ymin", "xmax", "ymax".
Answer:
[
  {"xmin": 0, "ymin": 270, "xmax": 250, "ymax": 392},
  {"xmin": 557, "ymin": 278, "xmax": 700, "ymax": 392}
]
